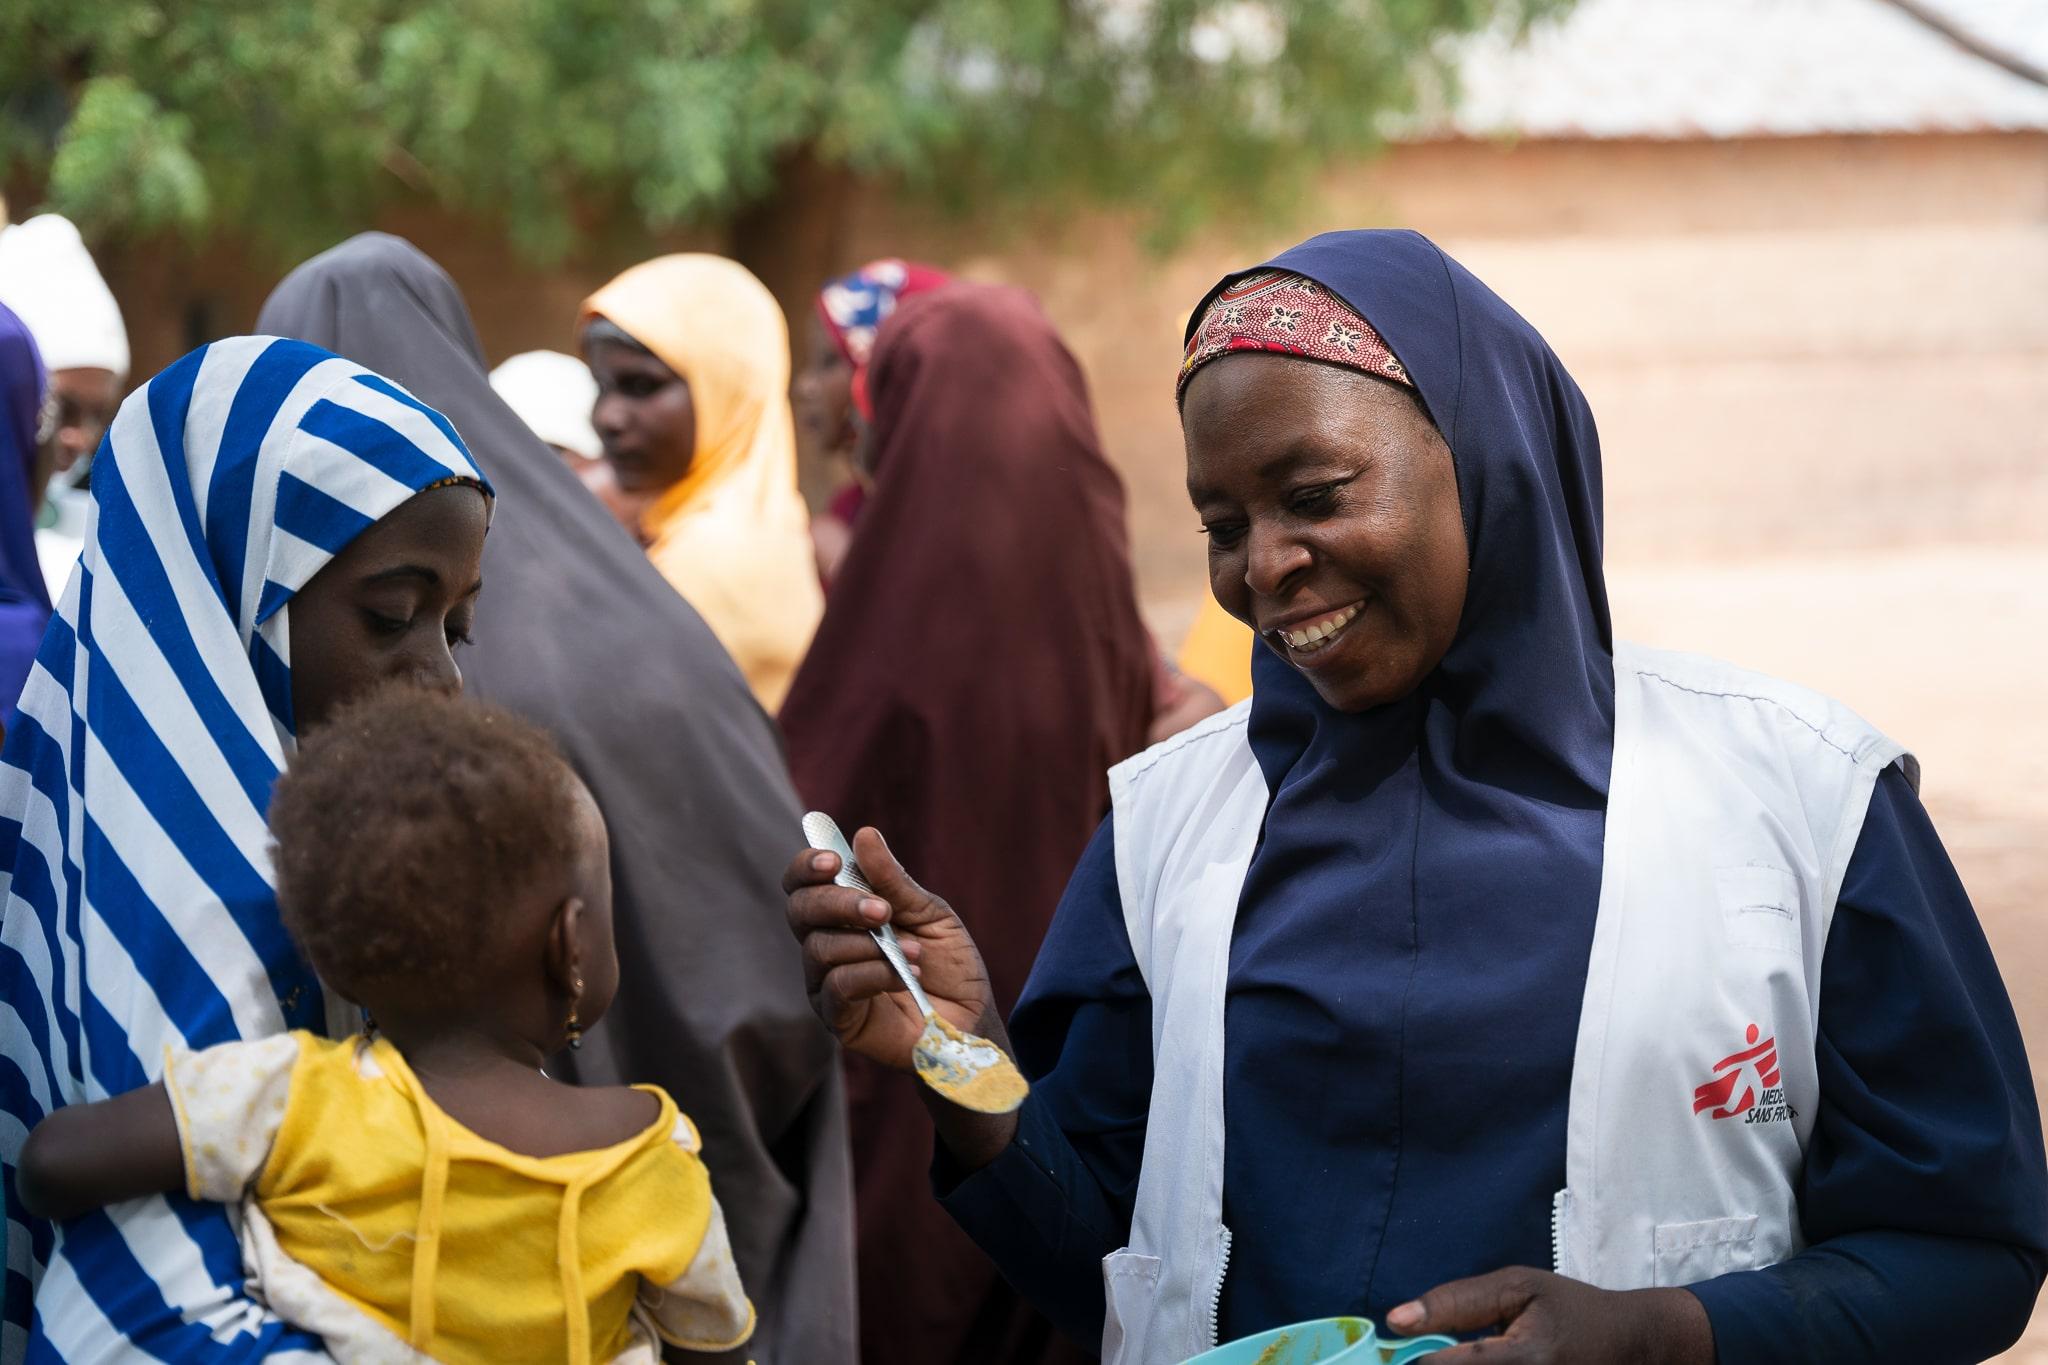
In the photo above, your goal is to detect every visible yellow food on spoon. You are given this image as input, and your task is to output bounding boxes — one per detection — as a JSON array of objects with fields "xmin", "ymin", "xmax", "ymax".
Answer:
[{"xmin": 913, "ymin": 1014, "xmax": 1030, "ymax": 1113}]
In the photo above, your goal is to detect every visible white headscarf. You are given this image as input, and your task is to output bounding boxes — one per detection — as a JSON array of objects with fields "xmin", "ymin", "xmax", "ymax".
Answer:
[
  {"xmin": 488, "ymin": 349, "xmax": 599, "ymax": 459},
  {"xmin": 0, "ymin": 214, "xmax": 130, "ymax": 377}
]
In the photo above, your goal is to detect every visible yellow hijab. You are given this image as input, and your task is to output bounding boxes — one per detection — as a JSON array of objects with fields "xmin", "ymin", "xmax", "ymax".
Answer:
[
  {"xmin": 581, "ymin": 256, "xmax": 821, "ymax": 711},
  {"xmin": 1177, "ymin": 593, "xmax": 1254, "ymax": 705}
]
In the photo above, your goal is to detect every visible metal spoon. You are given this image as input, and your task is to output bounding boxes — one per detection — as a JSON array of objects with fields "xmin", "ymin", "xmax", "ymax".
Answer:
[{"xmin": 802, "ymin": 812, "xmax": 1029, "ymax": 1114}]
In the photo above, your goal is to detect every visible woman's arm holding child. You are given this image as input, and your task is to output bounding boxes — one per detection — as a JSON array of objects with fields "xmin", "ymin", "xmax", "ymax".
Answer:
[{"xmin": 16, "ymin": 1084, "xmax": 187, "ymax": 1221}]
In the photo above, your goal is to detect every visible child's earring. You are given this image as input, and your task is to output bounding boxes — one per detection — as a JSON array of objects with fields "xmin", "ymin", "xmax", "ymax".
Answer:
[
  {"xmin": 565, "ymin": 977, "xmax": 584, "ymax": 1051},
  {"xmin": 362, "ymin": 1007, "xmax": 377, "ymax": 1038}
]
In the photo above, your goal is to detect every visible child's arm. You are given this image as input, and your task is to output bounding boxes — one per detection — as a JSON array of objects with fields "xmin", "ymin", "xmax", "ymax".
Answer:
[
  {"xmin": 16, "ymin": 1084, "xmax": 187, "ymax": 1221},
  {"xmin": 639, "ymin": 1191, "xmax": 755, "ymax": 1355},
  {"xmin": 19, "ymin": 1032, "xmax": 304, "ymax": 1222},
  {"xmin": 638, "ymin": 1112, "xmax": 755, "ymax": 1355}
]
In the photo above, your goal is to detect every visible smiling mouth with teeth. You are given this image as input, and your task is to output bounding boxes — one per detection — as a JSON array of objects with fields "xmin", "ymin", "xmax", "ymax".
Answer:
[{"xmin": 1275, "ymin": 601, "xmax": 1364, "ymax": 654}]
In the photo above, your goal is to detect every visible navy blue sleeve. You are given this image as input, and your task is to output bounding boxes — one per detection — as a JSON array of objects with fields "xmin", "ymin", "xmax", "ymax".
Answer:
[
  {"xmin": 935, "ymin": 813, "xmax": 1154, "ymax": 1351},
  {"xmin": 1690, "ymin": 764, "xmax": 2048, "ymax": 1364}
]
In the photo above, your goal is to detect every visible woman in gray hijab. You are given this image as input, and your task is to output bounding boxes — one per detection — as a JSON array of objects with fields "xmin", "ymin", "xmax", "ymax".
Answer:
[{"xmin": 258, "ymin": 233, "xmax": 856, "ymax": 1365}]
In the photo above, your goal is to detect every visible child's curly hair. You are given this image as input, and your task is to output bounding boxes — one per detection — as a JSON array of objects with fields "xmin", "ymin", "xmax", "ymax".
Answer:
[{"xmin": 268, "ymin": 685, "xmax": 584, "ymax": 1013}]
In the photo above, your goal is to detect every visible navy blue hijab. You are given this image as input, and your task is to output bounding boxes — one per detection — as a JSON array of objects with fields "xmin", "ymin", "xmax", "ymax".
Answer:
[{"xmin": 1185, "ymin": 230, "xmax": 1619, "ymax": 1318}]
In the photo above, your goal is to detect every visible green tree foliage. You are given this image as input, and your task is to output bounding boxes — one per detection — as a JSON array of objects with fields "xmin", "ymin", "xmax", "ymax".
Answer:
[{"xmin": 1, "ymin": 0, "xmax": 1564, "ymax": 261}]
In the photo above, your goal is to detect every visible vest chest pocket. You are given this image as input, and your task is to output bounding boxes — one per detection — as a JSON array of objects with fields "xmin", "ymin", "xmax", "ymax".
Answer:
[
  {"xmin": 1100, "ymin": 1248, "xmax": 1162, "ymax": 1365},
  {"xmin": 1653, "ymin": 1214, "xmax": 1760, "ymax": 1287},
  {"xmin": 1714, "ymin": 863, "xmax": 1802, "ymax": 954}
]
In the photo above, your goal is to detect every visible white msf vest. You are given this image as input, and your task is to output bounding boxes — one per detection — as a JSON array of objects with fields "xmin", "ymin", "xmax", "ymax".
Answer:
[{"xmin": 1098, "ymin": 643, "xmax": 1912, "ymax": 1365}]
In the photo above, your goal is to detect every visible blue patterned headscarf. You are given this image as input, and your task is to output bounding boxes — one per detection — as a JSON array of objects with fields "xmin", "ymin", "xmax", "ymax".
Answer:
[
  {"xmin": 0, "ymin": 336, "xmax": 488, "ymax": 1361},
  {"xmin": 815, "ymin": 258, "xmax": 951, "ymax": 422}
]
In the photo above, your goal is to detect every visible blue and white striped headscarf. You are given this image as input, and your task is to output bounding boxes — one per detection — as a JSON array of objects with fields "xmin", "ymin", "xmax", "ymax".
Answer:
[{"xmin": 0, "ymin": 336, "xmax": 488, "ymax": 1362}]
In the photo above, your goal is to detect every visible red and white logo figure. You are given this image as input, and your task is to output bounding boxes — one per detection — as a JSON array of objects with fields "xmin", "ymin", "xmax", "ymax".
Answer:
[{"xmin": 1692, "ymin": 1023, "xmax": 1781, "ymax": 1120}]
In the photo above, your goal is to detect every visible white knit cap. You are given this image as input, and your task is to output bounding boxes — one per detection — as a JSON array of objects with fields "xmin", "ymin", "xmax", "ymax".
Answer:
[
  {"xmin": 489, "ymin": 349, "xmax": 600, "ymax": 459},
  {"xmin": 0, "ymin": 214, "xmax": 129, "ymax": 378}
]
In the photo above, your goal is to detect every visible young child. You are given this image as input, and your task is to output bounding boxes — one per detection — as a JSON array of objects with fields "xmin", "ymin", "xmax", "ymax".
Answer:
[{"xmin": 16, "ymin": 687, "xmax": 753, "ymax": 1364}]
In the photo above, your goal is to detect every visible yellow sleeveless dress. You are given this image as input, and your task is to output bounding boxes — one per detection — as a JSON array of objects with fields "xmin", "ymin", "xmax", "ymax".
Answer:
[{"xmin": 164, "ymin": 1032, "xmax": 753, "ymax": 1364}]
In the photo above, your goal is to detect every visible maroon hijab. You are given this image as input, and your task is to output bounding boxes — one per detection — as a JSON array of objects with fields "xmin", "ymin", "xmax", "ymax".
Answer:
[{"xmin": 781, "ymin": 282, "xmax": 1154, "ymax": 1365}]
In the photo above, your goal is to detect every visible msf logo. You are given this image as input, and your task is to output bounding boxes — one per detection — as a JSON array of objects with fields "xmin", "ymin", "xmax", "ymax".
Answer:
[{"xmin": 1692, "ymin": 1023, "xmax": 1794, "ymax": 1125}]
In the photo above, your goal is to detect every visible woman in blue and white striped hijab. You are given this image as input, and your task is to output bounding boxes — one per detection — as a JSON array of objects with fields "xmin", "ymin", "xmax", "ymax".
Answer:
[{"xmin": 0, "ymin": 336, "xmax": 490, "ymax": 1361}]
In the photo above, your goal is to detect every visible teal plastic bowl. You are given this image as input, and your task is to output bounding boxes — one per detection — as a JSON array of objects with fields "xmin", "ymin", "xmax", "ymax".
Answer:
[{"xmin": 1183, "ymin": 1316, "xmax": 1455, "ymax": 1365}]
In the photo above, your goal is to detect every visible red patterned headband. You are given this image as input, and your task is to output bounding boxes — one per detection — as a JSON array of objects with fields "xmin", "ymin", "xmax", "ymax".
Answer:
[{"xmin": 1179, "ymin": 270, "xmax": 1410, "ymax": 399}]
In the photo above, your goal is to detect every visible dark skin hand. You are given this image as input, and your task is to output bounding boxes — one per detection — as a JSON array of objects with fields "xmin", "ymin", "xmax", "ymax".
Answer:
[
  {"xmin": 1386, "ymin": 1267, "xmax": 1713, "ymax": 1364},
  {"xmin": 584, "ymin": 334, "xmax": 697, "ymax": 497},
  {"xmin": 288, "ymin": 484, "xmax": 490, "ymax": 735},
  {"xmin": 782, "ymin": 828, "xmax": 1019, "ymax": 1169},
  {"xmin": 783, "ymin": 352, "xmax": 1715, "ymax": 1363}
]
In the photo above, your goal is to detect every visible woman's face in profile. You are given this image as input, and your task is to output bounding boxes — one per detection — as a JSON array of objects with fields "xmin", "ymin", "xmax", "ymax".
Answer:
[
  {"xmin": 792, "ymin": 317, "xmax": 856, "ymax": 462},
  {"xmin": 585, "ymin": 335, "xmax": 696, "ymax": 496},
  {"xmin": 288, "ymin": 485, "xmax": 491, "ymax": 735},
  {"xmin": 1183, "ymin": 353, "xmax": 1469, "ymax": 713}
]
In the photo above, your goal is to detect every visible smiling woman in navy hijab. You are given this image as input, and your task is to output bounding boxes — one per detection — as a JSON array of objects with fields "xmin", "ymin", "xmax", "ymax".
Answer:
[{"xmin": 783, "ymin": 230, "xmax": 2047, "ymax": 1364}]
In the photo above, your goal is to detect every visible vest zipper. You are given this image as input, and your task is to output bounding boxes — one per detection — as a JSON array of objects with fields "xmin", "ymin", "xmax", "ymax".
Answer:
[
  {"xmin": 1550, "ymin": 1190, "xmax": 1567, "ymax": 1274},
  {"xmin": 1205, "ymin": 1223, "xmax": 1234, "ymax": 1349}
]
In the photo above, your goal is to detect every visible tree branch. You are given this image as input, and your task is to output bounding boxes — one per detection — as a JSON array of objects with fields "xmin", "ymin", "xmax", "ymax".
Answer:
[{"xmin": 1877, "ymin": 0, "xmax": 2048, "ymax": 90}]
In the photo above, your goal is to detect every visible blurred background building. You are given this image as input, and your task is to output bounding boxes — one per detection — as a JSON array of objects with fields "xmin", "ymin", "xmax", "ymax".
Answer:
[{"xmin": 81, "ymin": 0, "xmax": 2048, "ymax": 612}]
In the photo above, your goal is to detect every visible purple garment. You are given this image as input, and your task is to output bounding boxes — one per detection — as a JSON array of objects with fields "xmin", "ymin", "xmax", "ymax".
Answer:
[{"xmin": 0, "ymin": 305, "xmax": 52, "ymax": 728}]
